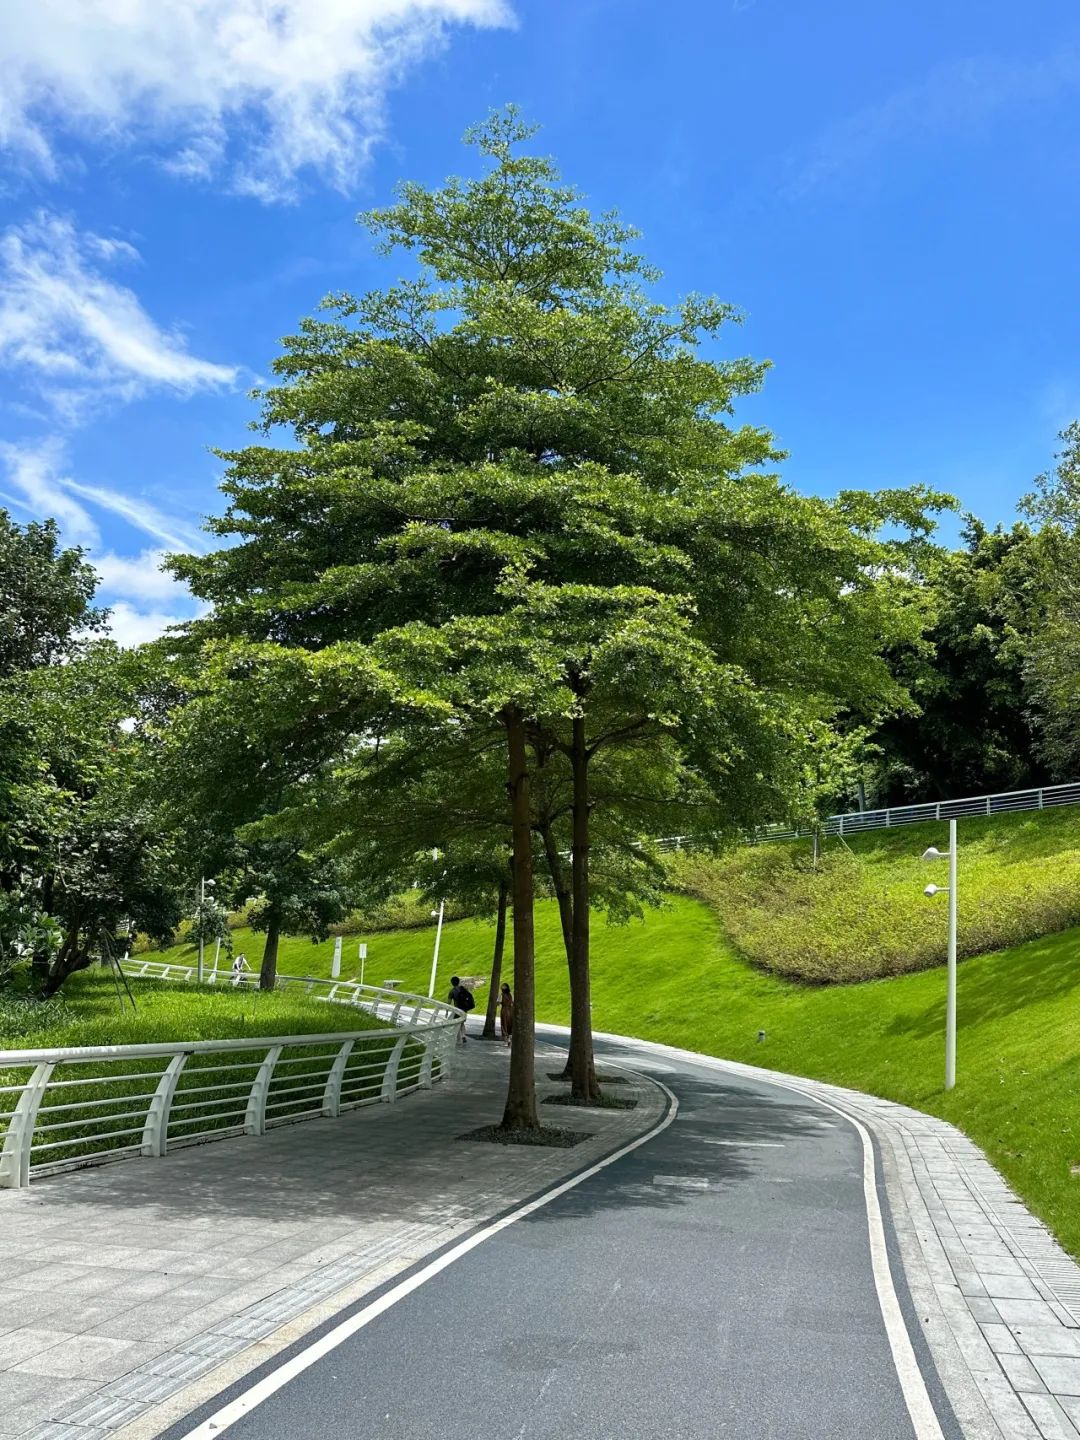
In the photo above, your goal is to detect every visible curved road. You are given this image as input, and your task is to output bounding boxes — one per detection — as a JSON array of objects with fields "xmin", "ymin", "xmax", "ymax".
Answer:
[{"xmin": 165, "ymin": 1033, "xmax": 963, "ymax": 1440}]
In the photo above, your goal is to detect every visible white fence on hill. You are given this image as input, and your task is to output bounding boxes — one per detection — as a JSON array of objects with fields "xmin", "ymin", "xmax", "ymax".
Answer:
[{"xmin": 654, "ymin": 779, "xmax": 1080, "ymax": 850}]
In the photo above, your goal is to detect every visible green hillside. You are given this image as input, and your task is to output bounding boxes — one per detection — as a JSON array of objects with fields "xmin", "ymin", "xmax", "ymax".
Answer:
[{"xmin": 673, "ymin": 807, "xmax": 1080, "ymax": 981}]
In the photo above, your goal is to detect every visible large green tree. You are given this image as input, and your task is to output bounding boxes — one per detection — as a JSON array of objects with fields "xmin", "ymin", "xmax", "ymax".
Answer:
[{"xmin": 168, "ymin": 111, "xmax": 942, "ymax": 1127}]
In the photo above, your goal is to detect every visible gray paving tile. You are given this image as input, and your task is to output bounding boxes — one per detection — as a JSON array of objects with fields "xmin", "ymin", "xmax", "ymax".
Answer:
[
  {"xmin": 1020, "ymin": 1393, "xmax": 1080, "ymax": 1440},
  {"xmin": 11, "ymin": 1336, "xmax": 140, "ymax": 1382},
  {"xmin": 1031, "ymin": 1355, "xmax": 1080, "ymax": 1398},
  {"xmin": 1014, "ymin": 1328, "xmax": 1080, "ymax": 1359}
]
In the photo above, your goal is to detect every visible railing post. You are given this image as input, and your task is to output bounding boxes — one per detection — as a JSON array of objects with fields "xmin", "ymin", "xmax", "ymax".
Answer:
[
  {"xmin": 141, "ymin": 1053, "xmax": 188, "ymax": 1158},
  {"xmin": 1039, "ymin": 788, "xmax": 1045, "ymax": 809},
  {"xmin": 245, "ymin": 1045, "xmax": 283, "ymax": 1136},
  {"xmin": 986, "ymin": 796, "xmax": 991, "ymax": 815},
  {"xmin": 390, "ymin": 999, "xmax": 404, "ymax": 1025},
  {"xmin": 380, "ymin": 1035, "xmax": 408, "ymax": 1103},
  {"xmin": 419, "ymin": 1033, "xmax": 436, "ymax": 1089},
  {"xmin": 839, "ymin": 814, "xmax": 845, "ymax": 837},
  {"xmin": 322, "ymin": 1039, "xmax": 355, "ymax": 1118},
  {"xmin": 0, "ymin": 1061, "xmax": 54, "ymax": 1189},
  {"xmin": 410, "ymin": 1001, "xmax": 425, "ymax": 1024}
]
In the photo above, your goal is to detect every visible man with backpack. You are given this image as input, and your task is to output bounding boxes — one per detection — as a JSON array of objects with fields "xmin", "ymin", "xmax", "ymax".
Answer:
[{"xmin": 448, "ymin": 975, "xmax": 475, "ymax": 1042}]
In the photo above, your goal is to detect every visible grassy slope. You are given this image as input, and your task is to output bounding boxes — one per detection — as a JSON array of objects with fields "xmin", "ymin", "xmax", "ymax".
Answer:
[
  {"xmin": 673, "ymin": 807, "xmax": 1080, "ymax": 981},
  {"xmin": 148, "ymin": 898, "xmax": 1080, "ymax": 1259}
]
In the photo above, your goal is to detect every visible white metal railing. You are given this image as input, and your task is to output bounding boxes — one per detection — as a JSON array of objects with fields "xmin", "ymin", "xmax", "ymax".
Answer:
[
  {"xmin": 120, "ymin": 958, "xmax": 456, "ymax": 1028},
  {"xmin": 0, "ymin": 978, "xmax": 462, "ymax": 1190},
  {"xmin": 654, "ymin": 779, "xmax": 1080, "ymax": 850}
]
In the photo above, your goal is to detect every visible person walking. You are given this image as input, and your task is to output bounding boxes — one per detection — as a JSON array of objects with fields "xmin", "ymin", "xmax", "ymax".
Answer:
[
  {"xmin": 447, "ymin": 975, "xmax": 475, "ymax": 1043},
  {"xmin": 499, "ymin": 982, "xmax": 514, "ymax": 1048},
  {"xmin": 231, "ymin": 952, "xmax": 250, "ymax": 988}
]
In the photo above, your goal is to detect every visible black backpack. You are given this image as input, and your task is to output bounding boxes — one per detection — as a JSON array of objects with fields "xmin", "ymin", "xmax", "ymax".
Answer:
[{"xmin": 455, "ymin": 985, "xmax": 476, "ymax": 1012}]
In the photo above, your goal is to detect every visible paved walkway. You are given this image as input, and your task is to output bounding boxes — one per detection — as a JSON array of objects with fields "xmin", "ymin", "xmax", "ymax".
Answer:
[{"xmin": 0, "ymin": 1038, "xmax": 664, "ymax": 1440}]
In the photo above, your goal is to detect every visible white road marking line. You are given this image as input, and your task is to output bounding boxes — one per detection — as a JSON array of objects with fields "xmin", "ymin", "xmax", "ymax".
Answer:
[
  {"xmin": 701, "ymin": 1138, "xmax": 783, "ymax": 1148},
  {"xmin": 551, "ymin": 1027, "xmax": 946, "ymax": 1440},
  {"xmin": 175, "ymin": 1073, "xmax": 679, "ymax": 1439}
]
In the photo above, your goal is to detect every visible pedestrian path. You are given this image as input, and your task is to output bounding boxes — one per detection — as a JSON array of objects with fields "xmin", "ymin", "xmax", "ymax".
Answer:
[{"xmin": 0, "ymin": 1038, "xmax": 665, "ymax": 1440}]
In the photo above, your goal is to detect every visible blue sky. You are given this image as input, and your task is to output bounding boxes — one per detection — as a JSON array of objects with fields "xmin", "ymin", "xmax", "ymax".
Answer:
[{"xmin": 1, "ymin": 0, "xmax": 1078, "ymax": 642}]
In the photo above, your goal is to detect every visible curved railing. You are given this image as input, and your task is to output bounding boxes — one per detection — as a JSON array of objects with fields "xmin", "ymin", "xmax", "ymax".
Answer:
[
  {"xmin": 120, "ymin": 957, "xmax": 459, "ymax": 1027},
  {"xmin": 0, "ymin": 972, "xmax": 463, "ymax": 1190}
]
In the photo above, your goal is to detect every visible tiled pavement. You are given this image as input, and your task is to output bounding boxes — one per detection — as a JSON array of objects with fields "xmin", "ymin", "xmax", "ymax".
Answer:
[
  {"xmin": 0, "ymin": 1040, "xmax": 664, "ymax": 1440},
  {"xmin": 595, "ymin": 1031, "xmax": 1080, "ymax": 1440}
]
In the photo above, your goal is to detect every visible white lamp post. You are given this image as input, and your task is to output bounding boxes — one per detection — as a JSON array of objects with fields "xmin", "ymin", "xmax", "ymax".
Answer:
[
  {"xmin": 922, "ymin": 818, "xmax": 957, "ymax": 1091},
  {"xmin": 427, "ymin": 847, "xmax": 445, "ymax": 999},
  {"xmin": 197, "ymin": 876, "xmax": 216, "ymax": 986}
]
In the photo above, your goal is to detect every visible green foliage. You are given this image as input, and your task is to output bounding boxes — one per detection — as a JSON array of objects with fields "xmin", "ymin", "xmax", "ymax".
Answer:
[
  {"xmin": 868, "ymin": 517, "xmax": 1050, "ymax": 804},
  {"xmin": 0, "ymin": 642, "xmax": 184, "ymax": 993},
  {"xmin": 0, "ymin": 511, "xmax": 103, "ymax": 679},
  {"xmin": 671, "ymin": 808, "xmax": 1080, "ymax": 981}
]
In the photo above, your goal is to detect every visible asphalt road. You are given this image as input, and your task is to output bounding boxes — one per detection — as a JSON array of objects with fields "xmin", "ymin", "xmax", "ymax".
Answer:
[{"xmin": 170, "ymin": 1033, "xmax": 961, "ymax": 1440}]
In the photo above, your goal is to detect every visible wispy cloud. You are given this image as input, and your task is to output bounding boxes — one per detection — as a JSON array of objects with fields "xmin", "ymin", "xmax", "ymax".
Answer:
[
  {"xmin": 0, "ymin": 212, "xmax": 237, "ymax": 419},
  {"xmin": 62, "ymin": 479, "xmax": 203, "ymax": 551},
  {"xmin": 0, "ymin": 445, "xmax": 207, "ymax": 647},
  {"xmin": 0, "ymin": 438, "xmax": 205, "ymax": 553},
  {"xmin": 0, "ymin": 0, "xmax": 513, "ymax": 203},
  {"xmin": 0, "ymin": 438, "xmax": 99, "ymax": 545},
  {"xmin": 786, "ymin": 47, "xmax": 1080, "ymax": 198}
]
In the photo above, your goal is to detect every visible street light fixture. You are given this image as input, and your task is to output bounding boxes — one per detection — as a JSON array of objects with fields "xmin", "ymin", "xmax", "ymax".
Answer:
[{"xmin": 921, "ymin": 819, "xmax": 957, "ymax": 1091}]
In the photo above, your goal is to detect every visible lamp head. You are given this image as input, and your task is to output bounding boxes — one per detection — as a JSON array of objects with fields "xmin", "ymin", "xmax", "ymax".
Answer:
[
  {"xmin": 924, "ymin": 883, "xmax": 943, "ymax": 898},
  {"xmin": 921, "ymin": 846, "xmax": 942, "ymax": 861}
]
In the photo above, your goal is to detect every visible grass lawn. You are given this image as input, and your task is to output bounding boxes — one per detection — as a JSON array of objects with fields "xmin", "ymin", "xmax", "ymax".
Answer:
[{"xmin": 0, "ymin": 966, "xmax": 387, "ymax": 1050}]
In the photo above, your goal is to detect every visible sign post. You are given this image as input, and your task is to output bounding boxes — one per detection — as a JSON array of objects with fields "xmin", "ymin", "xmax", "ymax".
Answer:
[
  {"xmin": 359, "ymin": 942, "xmax": 367, "ymax": 988},
  {"xmin": 331, "ymin": 935, "xmax": 342, "ymax": 979}
]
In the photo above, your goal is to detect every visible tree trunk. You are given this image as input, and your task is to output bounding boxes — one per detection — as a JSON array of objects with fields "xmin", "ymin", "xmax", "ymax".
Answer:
[
  {"xmin": 537, "ymin": 819, "xmax": 578, "ymax": 1082},
  {"xmin": 569, "ymin": 715, "xmax": 600, "ymax": 1103},
  {"xmin": 501, "ymin": 708, "xmax": 539, "ymax": 1131},
  {"xmin": 259, "ymin": 912, "xmax": 281, "ymax": 991},
  {"xmin": 42, "ymin": 926, "xmax": 92, "ymax": 997},
  {"xmin": 538, "ymin": 821, "xmax": 574, "ymax": 964},
  {"xmin": 482, "ymin": 878, "xmax": 509, "ymax": 1039}
]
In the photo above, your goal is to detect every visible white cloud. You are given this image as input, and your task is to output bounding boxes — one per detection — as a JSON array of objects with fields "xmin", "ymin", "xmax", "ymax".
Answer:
[
  {"xmin": 0, "ymin": 212, "xmax": 237, "ymax": 418},
  {"xmin": 104, "ymin": 600, "xmax": 194, "ymax": 648},
  {"xmin": 93, "ymin": 547, "xmax": 192, "ymax": 604},
  {"xmin": 0, "ymin": 438, "xmax": 206, "ymax": 557},
  {"xmin": 63, "ymin": 480, "xmax": 203, "ymax": 551},
  {"xmin": 0, "ymin": 0, "xmax": 513, "ymax": 202}
]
